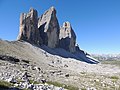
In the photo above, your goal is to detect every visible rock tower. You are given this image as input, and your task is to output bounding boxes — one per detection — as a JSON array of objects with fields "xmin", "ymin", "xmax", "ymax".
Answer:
[
  {"xmin": 59, "ymin": 22, "xmax": 76, "ymax": 53},
  {"xmin": 17, "ymin": 8, "xmax": 42, "ymax": 45},
  {"xmin": 17, "ymin": 7, "xmax": 77, "ymax": 52},
  {"xmin": 38, "ymin": 6, "xmax": 59, "ymax": 48}
]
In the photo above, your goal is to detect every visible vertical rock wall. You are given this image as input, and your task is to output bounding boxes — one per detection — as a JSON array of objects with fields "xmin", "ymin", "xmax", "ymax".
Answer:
[
  {"xmin": 38, "ymin": 6, "xmax": 60, "ymax": 48},
  {"xmin": 17, "ymin": 7, "xmax": 77, "ymax": 52},
  {"xmin": 17, "ymin": 8, "xmax": 42, "ymax": 45},
  {"xmin": 59, "ymin": 22, "xmax": 76, "ymax": 53}
]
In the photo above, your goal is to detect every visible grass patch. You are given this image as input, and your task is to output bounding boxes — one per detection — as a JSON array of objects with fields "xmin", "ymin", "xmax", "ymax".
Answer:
[
  {"xmin": 101, "ymin": 60, "xmax": 120, "ymax": 67},
  {"xmin": 47, "ymin": 81, "xmax": 79, "ymax": 90},
  {"xmin": 0, "ymin": 80, "xmax": 29, "ymax": 90},
  {"xmin": 29, "ymin": 80, "xmax": 40, "ymax": 84},
  {"xmin": 17, "ymin": 79, "xmax": 23, "ymax": 83},
  {"xmin": 17, "ymin": 79, "xmax": 40, "ymax": 84},
  {"xmin": 0, "ymin": 80, "xmax": 13, "ymax": 89},
  {"xmin": 80, "ymin": 72, "xmax": 86, "ymax": 74},
  {"xmin": 103, "ymin": 87, "xmax": 108, "ymax": 90},
  {"xmin": 21, "ymin": 88, "xmax": 31, "ymax": 90},
  {"xmin": 81, "ymin": 88, "xmax": 86, "ymax": 90},
  {"xmin": 110, "ymin": 76, "xmax": 119, "ymax": 80}
]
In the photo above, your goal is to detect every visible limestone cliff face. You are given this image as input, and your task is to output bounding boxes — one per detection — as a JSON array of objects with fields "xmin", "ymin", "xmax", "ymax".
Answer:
[
  {"xmin": 17, "ymin": 7, "xmax": 76, "ymax": 52},
  {"xmin": 38, "ymin": 6, "xmax": 59, "ymax": 48},
  {"xmin": 59, "ymin": 22, "xmax": 76, "ymax": 53},
  {"xmin": 17, "ymin": 8, "xmax": 42, "ymax": 45},
  {"xmin": 16, "ymin": 6, "xmax": 99, "ymax": 64}
]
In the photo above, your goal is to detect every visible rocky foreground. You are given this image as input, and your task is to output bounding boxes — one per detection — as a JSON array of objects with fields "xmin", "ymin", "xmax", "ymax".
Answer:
[
  {"xmin": 0, "ymin": 40, "xmax": 120, "ymax": 90},
  {"xmin": 0, "ymin": 57, "xmax": 67, "ymax": 90}
]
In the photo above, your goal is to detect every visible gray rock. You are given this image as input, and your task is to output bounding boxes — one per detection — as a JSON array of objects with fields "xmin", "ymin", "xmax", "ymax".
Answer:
[
  {"xmin": 41, "ymin": 78, "xmax": 46, "ymax": 84},
  {"xmin": 27, "ymin": 83, "xmax": 34, "ymax": 90},
  {"xmin": 17, "ymin": 8, "xmax": 42, "ymax": 46},
  {"xmin": 64, "ymin": 64, "xmax": 68, "ymax": 67},
  {"xmin": 21, "ymin": 82, "xmax": 29, "ymax": 89},
  {"xmin": 65, "ymin": 73, "xmax": 69, "ymax": 77},
  {"xmin": 59, "ymin": 21, "xmax": 76, "ymax": 53},
  {"xmin": 38, "ymin": 6, "xmax": 60, "ymax": 48},
  {"xmin": 6, "ymin": 77, "xmax": 17, "ymax": 84},
  {"xmin": 14, "ymin": 83, "xmax": 19, "ymax": 87}
]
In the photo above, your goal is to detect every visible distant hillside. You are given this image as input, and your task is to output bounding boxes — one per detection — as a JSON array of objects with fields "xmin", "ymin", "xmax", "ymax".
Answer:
[{"xmin": 91, "ymin": 54, "xmax": 120, "ymax": 61}]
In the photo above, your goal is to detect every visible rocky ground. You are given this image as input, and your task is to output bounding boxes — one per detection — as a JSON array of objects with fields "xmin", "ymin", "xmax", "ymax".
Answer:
[{"xmin": 0, "ymin": 40, "xmax": 120, "ymax": 90}]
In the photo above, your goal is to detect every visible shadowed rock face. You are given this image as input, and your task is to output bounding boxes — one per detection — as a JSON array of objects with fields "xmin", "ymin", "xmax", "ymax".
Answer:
[
  {"xmin": 17, "ymin": 6, "xmax": 97, "ymax": 63},
  {"xmin": 17, "ymin": 7, "xmax": 76, "ymax": 51},
  {"xmin": 17, "ymin": 8, "xmax": 42, "ymax": 45},
  {"xmin": 38, "ymin": 6, "xmax": 60, "ymax": 48},
  {"xmin": 15, "ymin": 6, "xmax": 99, "ymax": 64},
  {"xmin": 59, "ymin": 22, "xmax": 76, "ymax": 53}
]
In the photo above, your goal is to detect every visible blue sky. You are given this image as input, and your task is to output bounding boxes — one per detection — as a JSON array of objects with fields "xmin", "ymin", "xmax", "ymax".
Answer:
[{"xmin": 0, "ymin": 0, "xmax": 120, "ymax": 54}]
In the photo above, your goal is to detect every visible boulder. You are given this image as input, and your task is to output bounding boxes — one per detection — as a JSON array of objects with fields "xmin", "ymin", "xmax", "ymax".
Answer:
[
  {"xmin": 38, "ymin": 6, "xmax": 60, "ymax": 48},
  {"xmin": 41, "ymin": 78, "xmax": 46, "ymax": 84},
  {"xmin": 59, "ymin": 21, "xmax": 76, "ymax": 53},
  {"xmin": 17, "ymin": 8, "xmax": 42, "ymax": 45},
  {"xmin": 6, "ymin": 77, "xmax": 17, "ymax": 84},
  {"xmin": 0, "ymin": 55, "xmax": 20, "ymax": 63}
]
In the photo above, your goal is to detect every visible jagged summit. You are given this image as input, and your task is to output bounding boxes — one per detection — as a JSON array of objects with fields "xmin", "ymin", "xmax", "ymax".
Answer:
[
  {"xmin": 60, "ymin": 21, "xmax": 76, "ymax": 39},
  {"xmin": 50, "ymin": 6, "xmax": 56, "ymax": 10},
  {"xmin": 38, "ymin": 6, "xmax": 59, "ymax": 48},
  {"xmin": 17, "ymin": 6, "xmax": 76, "ymax": 51},
  {"xmin": 59, "ymin": 21, "xmax": 76, "ymax": 53},
  {"xmin": 29, "ymin": 7, "xmax": 36, "ymax": 11},
  {"xmin": 47, "ymin": 6, "xmax": 56, "ymax": 14},
  {"xmin": 63, "ymin": 21, "xmax": 71, "ymax": 28},
  {"xmin": 17, "ymin": 7, "xmax": 42, "ymax": 46},
  {"xmin": 17, "ymin": 6, "xmax": 99, "ymax": 64}
]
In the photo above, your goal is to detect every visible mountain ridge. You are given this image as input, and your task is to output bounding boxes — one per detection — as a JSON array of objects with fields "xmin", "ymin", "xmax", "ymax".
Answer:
[{"xmin": 17, "ymin": 6, "xmax": 99, "ymax": 64}]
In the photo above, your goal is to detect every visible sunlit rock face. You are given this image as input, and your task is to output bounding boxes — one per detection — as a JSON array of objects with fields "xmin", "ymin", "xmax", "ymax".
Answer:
[
  {"xmin": 59, "ymin": 21, "xmax": 76, "ymax": 53},
  {"xmin": 38, "ymin": 6, "xmax": 60, "ymax": 48},
  {"xmin": 16, "ymin": 6, "xmax": 99, "ymax": 64},
  {"xmin": 17, "ymin": 8, "xmax": 42, "ymax": 45}
]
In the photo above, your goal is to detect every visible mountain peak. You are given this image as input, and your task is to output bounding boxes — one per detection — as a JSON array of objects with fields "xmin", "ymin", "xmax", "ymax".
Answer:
[
  {"xmin": 17, "ymin": 6, "xmax": 99, "ymax": 64},
  {"xmin": 50, "ymin": 6, "xmax": 56, "ymax": 11},
  {"xmin": 63, "ymin": 21, "xmax": 71, "ymax": 28}
]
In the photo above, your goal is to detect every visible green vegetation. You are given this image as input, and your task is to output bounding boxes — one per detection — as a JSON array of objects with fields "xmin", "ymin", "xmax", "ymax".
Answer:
[
  {"xmin": 17, "ymin": 79, "xmax": 23, "ymax": 83},
  {"xmin": 0, "ymin": 80, "xmax": 30, "ymax": 90},
  {"xmin": 80, "ymin": 72, "xmax": 86, "ymax": 74},
  {"xmin": 29, "ymin": 79, "xmax": 40, "ymax": 84},
  {"xmin": 47, "ymin": 81, "xmax": 79, "ymax": 90},
  {"xmin": 0, "ymin": 80, "xmax": 13, "ymax": 89},
  {"xmin": 110, "ymin": 76, "xmax": 119, "ymax": 80},
  {"xmin": 17, "ymin": 79, "xmax": 40, "ymax": 84},
  {"xmin": 101, "ymin": 60, "xmax": 120, "ymax": 67},
  {"xmin": 81, "ymin": 88, "xmax": 86, "ymax": 90},
  {"xmin": 103, "ymin": 87, "xmax": 108, "ymax": 90},
  {"xmin": 22, "ymin": 88, "xmax": 31, "ymax": 90}
]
